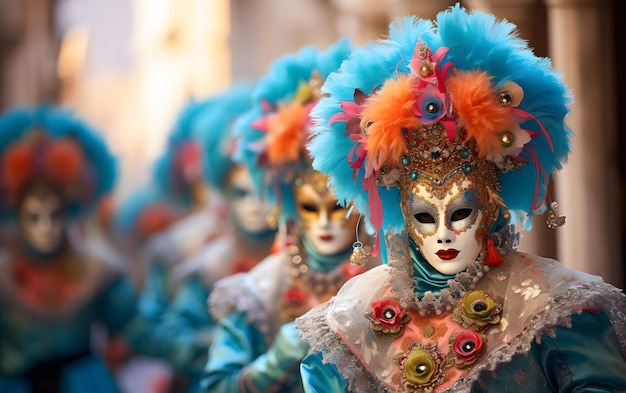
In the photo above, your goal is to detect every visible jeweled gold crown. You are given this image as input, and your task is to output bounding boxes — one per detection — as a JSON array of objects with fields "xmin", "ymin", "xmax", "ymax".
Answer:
[{"xmin": 379, "ymin": 122, "xmax": 507, "ymax": 203}]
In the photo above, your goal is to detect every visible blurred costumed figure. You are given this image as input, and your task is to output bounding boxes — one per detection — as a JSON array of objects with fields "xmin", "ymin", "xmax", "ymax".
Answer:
[
  {"xmin": 126, "ymin": 84, "xmax": 277, "ymax": 393},
  {"xmin": 202, "ymin": 39, "xmax": 380, "ymax": 393},
  {"xmin": 130, "ymin": 97, "xmax": 229, "ymax": 332},
  {"xmin": 296, "ymin": 5, "xmax": 626, "ymax": 392},
  {"xmin": 109, "ymin": 185, "xmax": 180, "ymax": 393},
  {"xmin": 0, "ymin": 106, "xmax": 135, "ymax": 393}
]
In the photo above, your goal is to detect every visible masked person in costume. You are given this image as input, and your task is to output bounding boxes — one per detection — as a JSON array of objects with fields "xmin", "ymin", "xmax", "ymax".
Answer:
[
  {"xmin": 295, "ymin": 5, "xmax": 626, "ymax": 392},
  {"xmin": 136, "ymin": 97, "xmax": 229, "ymax": 327},
  {"xmin": 0, "ymin": 106, "xmax": 135, "ymax": 393},
  {"xmin": 201, "ymin": 39, "xmax": 380, "ymax": 393},
  {"xmin": 125, "ymin": 84, "xmax": 277, "ymax": 393}
]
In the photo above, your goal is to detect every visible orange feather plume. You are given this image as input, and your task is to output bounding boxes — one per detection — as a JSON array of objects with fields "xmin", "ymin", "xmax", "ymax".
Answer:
[
  {"xmin": 45, "ymin": 139, "xmax": 84, "ymax": 183},
  {"xmin": 360, "ymin": 75, "xmax": 421, "ymax": 173},
  {"xmin": 446, "ymin": 70, "xmax": 517, "ymax": 157},
  {"xmin": 2, "ymin": 143, "xmax": 34, "ymax": 195},
  {"xmin": 266, "ymin": 101, "xmax": 308, "ymax": 165}
]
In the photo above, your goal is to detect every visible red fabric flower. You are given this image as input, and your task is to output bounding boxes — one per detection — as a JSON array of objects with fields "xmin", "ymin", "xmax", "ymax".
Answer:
[
  {"xmin": 369, "ymin": 298, "xmax": 410, "ymax": 333},
  {"xmin": 283, "ymin": 288, "xmax": 307, "ymax": 308},
  {"xmin": 451, "ymin": 330, "xmax": 484, "ymax": 365}
]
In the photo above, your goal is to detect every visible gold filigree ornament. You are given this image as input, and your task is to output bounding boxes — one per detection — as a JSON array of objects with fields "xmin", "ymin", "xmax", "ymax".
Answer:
[{"xmin": 546, "ymin": 201, "xmax": 566, "ymax": 229}]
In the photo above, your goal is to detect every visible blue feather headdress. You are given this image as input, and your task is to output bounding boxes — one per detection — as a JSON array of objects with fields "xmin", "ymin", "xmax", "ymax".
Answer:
[
  {"xmin": 153, "ymin": 97, "xmax": 214, "ymax": 209},
  {"xmin": 309, "ymin": 5, "xmax": 572, "ymax": 243},
  {"xmin": 194, "ymin": 83, "xmax": 255, "ymax": 193},
  {"xmin": 0, "ymin": 105, "xmax": 116, "ymax": 219},
  {"xmin": 236, "ymin": 38, "xmax": 351, "ymax": 223}
]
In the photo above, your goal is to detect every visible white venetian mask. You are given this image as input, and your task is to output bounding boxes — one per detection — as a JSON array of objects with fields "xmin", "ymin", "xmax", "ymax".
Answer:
[
  {"xmin": 19, "ymin": 192, "xmax": 66, "ymax": 254},
  {"xmin": 403, "ymin": 179, "xmax": 484, "ymax": 275},
  {"xmin": 226, "ymin": 165, "xmax": 273, "ymax": 234}
]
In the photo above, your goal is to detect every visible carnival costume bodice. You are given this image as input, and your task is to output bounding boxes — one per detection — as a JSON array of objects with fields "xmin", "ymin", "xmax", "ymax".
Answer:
[
  {"xmin": 297, "ymin": 239, "xmax": 626, "ymax": 393},
  {"xmin": 0, "ymin": 235, "xmax": 135, "ymax": 393}
]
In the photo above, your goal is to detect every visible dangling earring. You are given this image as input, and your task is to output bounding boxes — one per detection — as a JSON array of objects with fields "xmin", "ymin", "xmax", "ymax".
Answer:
[
  {"xmin": 349, "ymin": 214, "xmax": 369, "ymax": 267},
  {"xmin": 266, "ymin": 206, "xmax": 279, "ymax": 230},
  {"xmin": 546, "ymin": 200, "xmax": 566, "ymax": 229}
]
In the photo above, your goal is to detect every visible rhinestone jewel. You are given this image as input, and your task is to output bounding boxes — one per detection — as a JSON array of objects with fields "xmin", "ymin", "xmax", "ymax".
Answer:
[
  {"xmin": 500, "ymin": 131, "xmax": 514, "ymax": 147},
  {"xmin": 416, "ymin": 363, "xmax": 429, "ymax": 374}
]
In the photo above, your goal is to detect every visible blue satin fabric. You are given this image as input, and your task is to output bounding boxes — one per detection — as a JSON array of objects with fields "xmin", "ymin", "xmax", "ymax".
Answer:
[
  {"xmin": 300, "ymin": 311, "xmax": 626, "ymax": 392},
  {"xmin": 138, "ymin": 259, "xmax": 173, "ymax": 323},
  {"xmin": 125, "ymin": 275, "xmax": 214, "ymax": 393},
  {"xmin": 201, "ymin": 239, "xmax": 354, "ymax": 393},
  {"xmin": 409, "ymin": 240, "xmax": 456, "ymax": 298},
  {"xmin": 0, "ymin": 277, "xmax": 136, "ymax": 393},
  {"xmin": 201, "ymin": 312, "xmax": 302, "ymax": 393}
]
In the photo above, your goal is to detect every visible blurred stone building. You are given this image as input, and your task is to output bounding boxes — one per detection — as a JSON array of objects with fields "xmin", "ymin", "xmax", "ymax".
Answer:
[{"xmin": 1, "ymin": 0, "xmax": 624, "ymax": 287}]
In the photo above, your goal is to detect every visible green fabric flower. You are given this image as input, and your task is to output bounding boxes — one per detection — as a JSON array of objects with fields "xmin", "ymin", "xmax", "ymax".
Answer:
[{"xmin": 403, "ymin": 347, "xmax": 436, "ymax": 384}]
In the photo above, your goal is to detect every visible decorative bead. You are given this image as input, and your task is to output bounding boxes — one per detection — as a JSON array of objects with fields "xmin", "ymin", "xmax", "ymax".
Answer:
[
  {"xmin": 499, "ymin": 91, "xmax": 513, "ymax": 106},
  {"xmin": 500, "ymin": 131, "xmax": 514, "ymax": 147},
  {"xmin": 425, "ymin": 102, "xmax": 439, "ymax": 114},
  {"xmin": 463, "ymin": 342, "xmax": 476, "ymax": 352},
  {"xmin": 402, "ymin": 156, "xmax": 410, "ymax": 166},
  {"xmin": 416, "ymin": 363, "xmax": 429, "ymax": 374},
  {"xmin": 431, "ymin": 151, "xmax": 441, "ymax": 159},
  {"xmin": 463, "ymin": 165, "xmax": 471, "ymax": 173},
  {"xmin": 411, "ymin": 172, "xmax": 418, "ymax": 180},
  {"xmin": 460, "ymin": 150, "xmax": 469, "ymax": 159},
  {"xmin": 420, "ymin": 65, "xmax": 433, "ymax": 77}
]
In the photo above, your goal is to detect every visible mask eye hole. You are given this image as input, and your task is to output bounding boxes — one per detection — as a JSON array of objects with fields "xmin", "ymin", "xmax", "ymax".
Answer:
[
  {"xmin": 232, "ymin": 186, "xmax": 249, "ymax": 199},
  {"xmin": 301, "ymin": 203, "xmax": 319, "ymax": 213},
  {"xmin": 451, "ymin": 208, "xmax": 473, "ymax": 222},
  {"xmin": 331, "ymin": 203, "xmax": 344, "ymax": 212},
  {"xmin": 414, "ymin": 213, "xmax": 435, "ymax": 224}
]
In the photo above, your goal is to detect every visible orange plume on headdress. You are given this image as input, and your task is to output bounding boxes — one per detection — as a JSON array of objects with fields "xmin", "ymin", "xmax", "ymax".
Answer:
[
  {"xmin": 2, "ymin": 143, "xmax": 34, "ymax": 196},
  {"xmin": 45, "ymin": 139, "xmax": 84, "ymax": 184},
  {"xmin": 266, "ymin": 101, "xmax": 309, "ymax": 165},
  {"xmin": 446, "ymin": 70, "xmax": 517, "ymax": 158},
  {"xmin": 360, "ymin": 74, "xmax": 422, "ymax": 174}
]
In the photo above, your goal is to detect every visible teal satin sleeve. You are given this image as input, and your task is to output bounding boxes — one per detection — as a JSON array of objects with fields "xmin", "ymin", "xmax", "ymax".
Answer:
[
  {"xmin": 301, "ymin": 352, "xmax": 349, "ymax": 393},
  {"xmin": 541, "ymin": 311, "xmax": 626, "ymax": 392},
  {"xmin": 201, "ymin": 312, "xmax": 266, "ymax": 393},
  {"xmin": 96, "ymin": 276, "xmax": 139, "ymax": 334},
  {"xmin": 125, "ymin": 276, "xmax": 212, "ymax": 378},
  {"xmin": 139, "ymin": 262, "xmax": 171, "ymax": 323},
  {"xmin": 476, "ymin": 311, "xmax": 626, "ymax": 392}
]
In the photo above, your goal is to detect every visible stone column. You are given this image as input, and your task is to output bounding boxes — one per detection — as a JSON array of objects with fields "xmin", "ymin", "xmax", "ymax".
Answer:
[{"xmin": 545, "ymin": 0, "xmax": 622, "ymax": 286}]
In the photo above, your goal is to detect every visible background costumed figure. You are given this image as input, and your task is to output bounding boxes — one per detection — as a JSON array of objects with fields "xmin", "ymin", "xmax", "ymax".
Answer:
[
  {"xmin": 126, "ymin": 84, "xmax": 277, "ymax": 393},
  {"xmin": 296, "ymin": 5, "xmax": 626, "ymax": 393},
  {"xmin": 0, "ymin": 105, "xmax": 136, "ymax": 393},
  {"xmin": 201, "ymin": 39, "xmax": 379, "ymax": 393}
]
